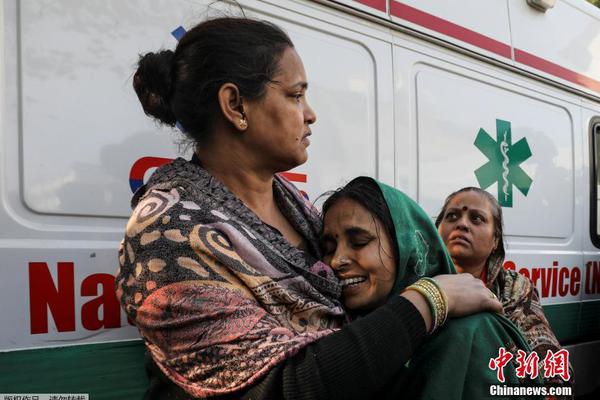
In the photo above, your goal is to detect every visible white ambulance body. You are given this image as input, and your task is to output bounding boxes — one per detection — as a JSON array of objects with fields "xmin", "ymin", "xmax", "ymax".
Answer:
[{"xmin": 0, "ymin": 0, "xmax": 598, "ymax": 396}]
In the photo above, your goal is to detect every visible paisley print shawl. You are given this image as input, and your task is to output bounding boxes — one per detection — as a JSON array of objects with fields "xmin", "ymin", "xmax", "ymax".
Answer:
[{"xmin": 115, "ymin": 158, "xmax": 344, "ymax": 398}]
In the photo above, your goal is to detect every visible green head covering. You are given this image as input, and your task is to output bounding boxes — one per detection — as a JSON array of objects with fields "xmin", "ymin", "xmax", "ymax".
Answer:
[
  {"xmin": 375, "ymin": 180, "xmax": 456, "ymax": 296},
  {"xmin": 362, "ymin": 178, "xmax": 544, "ymax": 399}
]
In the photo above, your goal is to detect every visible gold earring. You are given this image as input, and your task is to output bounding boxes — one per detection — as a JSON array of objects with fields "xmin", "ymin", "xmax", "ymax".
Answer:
[{"xmin": 239, "ymin": 118, "xmax": 248, "ymax": 129}]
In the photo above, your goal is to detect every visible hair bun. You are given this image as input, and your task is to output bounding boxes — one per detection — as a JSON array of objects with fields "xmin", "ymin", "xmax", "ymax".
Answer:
[{"xmin": 133, "ymin": 50, "xmax": 177, "ymax": 126}]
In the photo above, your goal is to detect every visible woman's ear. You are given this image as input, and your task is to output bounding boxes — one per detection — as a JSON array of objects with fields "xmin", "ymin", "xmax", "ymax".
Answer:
[{"xmin": 217, "ymin": 83, "xmax": 248, "ymax": 131}]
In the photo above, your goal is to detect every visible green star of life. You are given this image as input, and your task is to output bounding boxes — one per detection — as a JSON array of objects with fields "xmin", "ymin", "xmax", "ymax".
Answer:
[{"xmin": 474, "ymin": 119, "xmax": 533, "ymax": 208}]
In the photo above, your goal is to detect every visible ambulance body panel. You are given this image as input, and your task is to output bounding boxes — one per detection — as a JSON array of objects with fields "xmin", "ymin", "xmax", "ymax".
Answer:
[{"xmin": 0, "ymin": 0, "xmax": 598, "ymax": 396}]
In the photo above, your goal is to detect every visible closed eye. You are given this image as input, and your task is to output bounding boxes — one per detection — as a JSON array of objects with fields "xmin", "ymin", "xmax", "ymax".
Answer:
[{"xmin": 350, "ymin": 239, "xmax": 371, "ymax": 249}]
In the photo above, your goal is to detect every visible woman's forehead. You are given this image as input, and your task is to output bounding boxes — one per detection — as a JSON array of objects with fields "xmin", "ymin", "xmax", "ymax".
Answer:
[
  {"xmin": 448, "ymin": 191, "xmax": 493, "ymax": 212},
  {"xmin": 324, "ymin": 199, "xmax": 376, "ymax": 230},
  {"xmin": 273, "ymin": 47, "xmax": 306, "ymax": 84}
]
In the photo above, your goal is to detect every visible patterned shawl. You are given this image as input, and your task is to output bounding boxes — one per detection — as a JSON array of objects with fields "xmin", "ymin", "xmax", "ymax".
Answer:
[{"xmin": 115, "ymin": 158, "xmax": 344, "ymax": 398}]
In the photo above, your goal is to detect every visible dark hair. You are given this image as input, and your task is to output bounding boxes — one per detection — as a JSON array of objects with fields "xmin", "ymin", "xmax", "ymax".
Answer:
[
  {"xmin": 133, "ymin": 17, "xmax": 294, "ymax": 142},
  {"xmin": 434, "ymin": 187, "xmax": 505, "ymax": 262},
  {"xmin": 322, "ymin": 177, "xmax": 399, "ymax": 264}
]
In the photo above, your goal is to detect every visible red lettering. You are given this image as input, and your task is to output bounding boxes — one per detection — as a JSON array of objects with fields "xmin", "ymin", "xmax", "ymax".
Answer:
[
  {"xmin": 29, "ymin": 262, "xmax": 75, "ymax": 334},
  {"xmin": 531, "ymin": 267, "xmax": 541, "ymax": 289},
  {"xmin": 519, "ymin": 268, "xmax": 530, "ymax": 279},
  {"xmin": 543, "ymin": 349, "xmax": 571, "ymax": 381},
  {"xmin": 81, "ymin": 273, "xmax": 121, "ymax": 330},
  {"xmin": 585, "ymin": 261, "xmax": 600, "ymax": 295},
  {"xmin": 570, "ymin": 267, "xmax": 581, "ymax": 296},
  {"xmin": 551, "ymin": 263, "xmax": 558, "ymax": 297},
  {"xmin": 540, "ymin": 268, "xmax": 552, "ymax": 298},
  {"xmin": 489, "ymin": 347, "xmax": 514, "ymax": 383},
  {"xmin": 594, "ymin": 262, "xmax": 600, "ymax": 294},
  {"xmin": 504, "ymin": 261, "xmax": 516, "ymax": 271},
  {"xmin": 515, "ymin": 349, "xmax": 540, "ymax": 379},
  {"xmin": 585, "ymin": 262, "xmax": 592, "ymax": 294},
  {"xmin": 558, "ymin": 267, "xmax": 569, "ymax": 297}
]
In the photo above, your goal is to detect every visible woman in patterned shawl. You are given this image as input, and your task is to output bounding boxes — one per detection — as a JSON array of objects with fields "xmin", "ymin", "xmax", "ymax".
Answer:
[
  {"xmin": 436, "ymin": 187, "xmax": 573, "ymax": 393},
  {"xmin": 116, "ymin": 17, "xmax": 503, "ymax": 399}
]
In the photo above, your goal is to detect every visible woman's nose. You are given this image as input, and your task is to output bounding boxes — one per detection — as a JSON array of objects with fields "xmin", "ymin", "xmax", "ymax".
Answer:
[
  {"xmin": 330, "ymin": 252, "xmax": 350, "ymax": 270},
  {"xmin": 456, "ymin": 217, "xmax": 470, "ymax": 232},
  {"xmin": 305, "ymin": 101, "xmax": 317, "ymax": 125}
]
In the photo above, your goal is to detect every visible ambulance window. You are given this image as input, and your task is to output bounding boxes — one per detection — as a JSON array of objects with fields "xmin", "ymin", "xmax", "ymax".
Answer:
[
  {"xmin": 18, "ymin": 2, "xmax": 377, "ymax": 218},
  {"xmin": 593, "ymin": 121, "xmax": 600, "ymax": 246},
  {"xmin": 413, "ymin": 65, "xmax": 573, "ymax": 238}
]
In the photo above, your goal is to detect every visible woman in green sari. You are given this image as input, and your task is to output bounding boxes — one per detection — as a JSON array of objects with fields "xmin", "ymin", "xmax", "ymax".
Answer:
[{"xmin": 321, "ymin": 177, "xmax": 543, "ymax": 399}]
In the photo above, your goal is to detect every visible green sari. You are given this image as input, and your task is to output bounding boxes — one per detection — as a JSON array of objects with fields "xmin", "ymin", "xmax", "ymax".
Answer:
[{"xmin": 375, "ymin": 180, "xmax": 543, "ymax": 399}]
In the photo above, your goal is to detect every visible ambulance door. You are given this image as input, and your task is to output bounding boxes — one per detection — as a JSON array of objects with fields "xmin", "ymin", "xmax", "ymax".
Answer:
[
  {"xmin": 391, "ymin": 29, "xmax": 584, "ymax": 344},
  {"xmin": 576, "ymin": 101, "xmax": 600, "ymax": 395}
]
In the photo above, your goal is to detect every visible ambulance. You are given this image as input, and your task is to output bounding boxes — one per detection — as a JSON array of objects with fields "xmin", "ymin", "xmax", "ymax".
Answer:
[{"xmin": 1, "ymin": 0, "xmax": 598, "ymax": 398}]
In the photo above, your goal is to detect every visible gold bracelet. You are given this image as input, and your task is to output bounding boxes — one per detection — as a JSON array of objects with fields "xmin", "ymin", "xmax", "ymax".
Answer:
[
  {"xmin": 413, "ymin": 279, "xmax": 446, "ymax": 330},
  {"xmin": 404, "ymin": 282, "xmax": 439, "ymax": 334},
  {"xmin": 421, "ymin": 279, "xmax": 448, "ymax": 328},
  {"xmin": 405, "ymin": 278, "xmax": 449, "ymax": 334},
  {"xmin": 422, "ymin": 277, "xmax": 449, "ymax": 326}
]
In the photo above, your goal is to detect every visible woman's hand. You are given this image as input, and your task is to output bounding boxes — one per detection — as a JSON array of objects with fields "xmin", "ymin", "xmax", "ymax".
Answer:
[
  {"xmin": 401, "ymin": 273, "xmax": 502, "ymax": 333},
  {"xmin": 433, "ymin": 273, "xmax": 503, "ymax": 317}
]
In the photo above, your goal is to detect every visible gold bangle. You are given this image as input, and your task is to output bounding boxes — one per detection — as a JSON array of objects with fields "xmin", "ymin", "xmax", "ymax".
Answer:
[
  {"xmin": 413, "ymin": 279, "xmax": 446, "ymax": 330},
  {"xmin": 405, "ymin": 282, "xmax": 439, "ymax": 334},
  {"xmin": 422, "ymin": 277, "xmax": 449, "ymax": 326}
]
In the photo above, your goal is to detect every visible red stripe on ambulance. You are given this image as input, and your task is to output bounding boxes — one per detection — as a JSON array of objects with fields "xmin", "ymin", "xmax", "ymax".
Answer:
[
  {"xmin": 389, "ymin": 1, "xmax": 512, "ymax": 58},
  {"xmin": 353, "ymin": 0, "xmax": 600, "ymax": 94},
  {"xmin": 355, "ymin": 0, "xmax": 386, "ymax": 12},
  {"xmin": 514, "ymin": 49, "xmax": 600, "ymax": 94}
]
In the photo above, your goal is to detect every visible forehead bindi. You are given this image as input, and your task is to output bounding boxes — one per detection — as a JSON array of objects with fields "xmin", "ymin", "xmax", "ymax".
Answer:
[{"xmin": 448, "ymin": 192, "xmax": 493, "ymax": 215}]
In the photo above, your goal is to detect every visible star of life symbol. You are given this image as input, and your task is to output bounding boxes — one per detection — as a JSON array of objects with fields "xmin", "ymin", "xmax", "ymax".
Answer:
[{"xmin": 474, "ymin": 119, "xmax": 533, "ymax": 207}]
